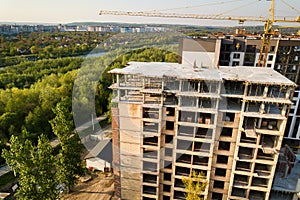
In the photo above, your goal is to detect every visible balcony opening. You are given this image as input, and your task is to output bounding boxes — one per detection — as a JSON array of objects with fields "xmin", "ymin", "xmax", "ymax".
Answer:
[
  {"xmin": 182, "ymin": 80, "xmax": 199, "ymax": 92},
  {"xmin": 193, "ymin": 169, "xmax": 207, "ymax": 176},
  {"xmin": 164, "ymin": 93, "xmax": 178, "ymax": 105},
  {"xmin": 249, "ymin": 190, "xmax": 266, "ymax": 199},
  {"xmin": 179, "ymin": 111, "xmax": 196, "ymax": 123},
  {"xmin": 244, "ymin": 102, "xmax": 260, "ymax": 112},
  {"xmin": 199, "ymin": 81, "xmax": 208, "ymax": 93},
  {"xmin": 238, "ymin": 147, "xmax": 254, "ymax": 160},
  {"xmin": 224, "ymin": 81, "xmax": 245, "ymax": 95},
  {"xmin": 215, "ymin": 168, "xmax": 226, "ymax": 177},
  {"xmin": 222, "ymin": 97, "xmax": 242, "ymax": 111},
  {"xmin": 143, "ymin": 136, "xmax": 158, "ymax": 146},
  {"xmin": 174, "ymin": 178, "xmax": 185, "ymax": 188},
  {"xmin": 143, "ymin": 107, "xmax": 159, "ymax": 119},
  {"xmin": 165, "ymin": 147, "xmax": 173, "ymax": 157},
  {"xmin": 143, "ymin": 149, "xmax": 158, "ymax": 159},
  {"xmin": 259, "ymin": 119, "xmax": 279, "ymax": 131},
  {"xmin": 197, "ymin": 113, "xmax": 214, "ymax": 124},
  {"xmin": 177, "ymin": 139, "xmax": 193, "ymax": 151},
  {"xmin": 268, "ymin": 85, "xmax": 286, "ymax": 98},
  {"xmin": 246, "ymin": 45, "xmax": 257, "ymax": 53},
  {"xmin": 143, "ymin": 185, "xmax": 156, "ymax": 195},
  {"xmin": 260, "ymin": 135, "xmax": 276, "ymax": 154},
  {"xmin": 166, "ymin": 107, "xmax": 175, "ymax": 116},
  {"xmin": 165, "ymin": 135, "xmax": 173, "ymax": 144},
  {"xmin": 233, "ymin": 175, "xmax": 249, "ymax": 187},
  {"xmin": 163, "ymin": 196, "xmax": 171, "ymax": 200},
  {"xmin": 193, "ymin": 156, "xmax": 209, "ymax": 166},
  {"xmin": 177, "ymin": 154, "xmax": 191, "ymax": 164},
  {"xmin": 165, "ymin": 79, "xmax": 179, "ymax": 91},
  {"xmin": 174, "ymin": 191, "xmax": 185, "ymax": 200},
  {"xmin": 143, "ymin": 161, "xmax": 157, "ymax": 172},
  {"xmin": 247, "ymin": 84, "xmax": 264, "ymax": 96},
  {"xmin": 236, "ymin": 161, "xmax": 251, "ymax": 172},
  {"xmin": 252, "ymin": 177, "xmax": 268, "ymax": 188},
  {"xmin": 257, "ymin": 149, "xmax": 274, "ymax": 160},
  {"xmin": 224, "ymin": 112, "xmax": 235, "ymax": 122},
  {"xmin": 194, "ymin": 142, "xmax": 211, "ymax": 153},
  {"xmin": 163, "ymin": 184, "xmax": 171, "ymax": 192},
  {"xmin": 143, "ymin": 174, "xmax": 157, "ymax": 184},
  {"xmin": 240, "ymin": 132, "xmax": 256, "ymax": 144},
  {"xmin": 143, "ymin": 121, "xmax": 159, "ymax": 133},
  {"xmin": 218, "ymin": 141, "xmax": 230, "ymax": 151},
  {"xmin": 199, "ymin": 98, "xmax": 217, "ymax": 109},
  {"xmin": 254, "ymin": 163, "xmax": 272, "ymax": 177},
  {"xmin": 164, "ymin": 173, "xmax": 172, "ymax": 181},
  {"xmin": 213, "ymin": 180, "xmax": 225, "ymax": 189},
  {"xmin": 243, "ymin": 117, "xmax": 256, "ymax": 130},
  {"xmin": 231, "ymin": 188, "xmax": 246, "ymax": 198},
  {"xmin": 181, "ymin": 96, "xmax": 197, "ymax": 107},
  {"xmin": 220, "ymin": 127, "xmax": 233, "ymax": 137},
  {"xmin": 217, "ymin": 155, "xmax": 228, "ymax": 164},
  {"xmin": 143, "ymin": 197, "xmax": 156, "ymax": 200},
  {"xmin": 212, "ymin": 192, "xmax": 223, "ymax": 200},
  {"xmin": 144, "ymin": 94, "xmax": 161, "ymax": 104},
  {"xmin": 178, "ymin": 125, "xmax": 194, "ymax": 137},
  {"xmin": 164, "ymin": 160, "xmax": 172, "ymax": 169},
  {"xmin": 166, "ymin": 121, "xmax": 175, "ymax": 131},
  {"xmin": 264, "ymin": 103, "xmax": 282, "ymax": 115},
  {"xmin": 195, "ymin": 128, "xmax": 213, "ymax": 139},
  {"xmin": 175, "ymin": 166, "xmax": 190, "ymax": 176},
  {"xmin": 260, "ymin": 135, "xmax": 276, "ymax": 147}
]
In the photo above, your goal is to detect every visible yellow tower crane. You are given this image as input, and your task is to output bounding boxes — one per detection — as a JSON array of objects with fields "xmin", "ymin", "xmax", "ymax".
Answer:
[{"xmin": 99, "ymin": 0, "xmax": 300, "ymax": 67}]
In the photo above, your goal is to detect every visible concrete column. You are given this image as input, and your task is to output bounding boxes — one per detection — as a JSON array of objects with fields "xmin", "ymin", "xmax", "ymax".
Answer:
[
  {"xmin": 286, "ymin": 87, "xmax": 292, "ymax": 99},
  {"xmin": 117, "ymin": 75, "xmax": 121, "ymax": 101},
  {"xmin": 263, "ymin": 85, "xmax": 269, "ymax": 98}
]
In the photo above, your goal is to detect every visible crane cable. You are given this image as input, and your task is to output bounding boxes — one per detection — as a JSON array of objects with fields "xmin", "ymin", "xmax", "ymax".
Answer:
[
  {"xmin": 215, "ymin": 0, "xmax": 262, "ymax": 17},
  {"xmin": 145, "ymin": 0, "xmax": 242, "ymax": 12},
  {"xmin": 280, "ymin": 0, "xmax": 300, "ymax": 14}
]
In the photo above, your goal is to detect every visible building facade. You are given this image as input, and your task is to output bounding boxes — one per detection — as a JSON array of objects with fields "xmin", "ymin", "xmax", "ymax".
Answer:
[
  {"xmin": 180, "ymin": 37, "xmax": 300, "ymax": 141},
  {"xmin": 109, "ymin": 62, "xmax": 296, "ymax": 200}
]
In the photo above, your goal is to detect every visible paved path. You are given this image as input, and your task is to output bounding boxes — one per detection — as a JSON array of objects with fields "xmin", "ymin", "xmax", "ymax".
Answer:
[
  {"xmin": 0, "ymin": 165, "xmax": 11, "ymax": 176},
  {"xmin": 0, "ymin": 115, "xmax": 108, "ymax": 178}
]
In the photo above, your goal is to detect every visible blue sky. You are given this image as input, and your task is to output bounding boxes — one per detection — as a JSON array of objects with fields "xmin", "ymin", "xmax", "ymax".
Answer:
[{"xmin": 0, "ymin": 0, "xmax": 299, "ymax": 26}]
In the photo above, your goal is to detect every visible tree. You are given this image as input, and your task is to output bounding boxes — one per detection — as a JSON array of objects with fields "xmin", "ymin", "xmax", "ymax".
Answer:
[
  {"xmin": 2, "ymin": 131, "xmax": 58, "ymax": 200},
  {"xmin": 182, "ymin": 170, "xmax": 208, "ymax": 200},
  {"xmin": 50, "ymin": 102, "xmax": 84, "ymax": 192}
]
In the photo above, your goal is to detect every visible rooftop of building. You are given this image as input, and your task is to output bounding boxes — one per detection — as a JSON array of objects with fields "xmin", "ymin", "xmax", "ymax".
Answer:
[{"xmin": 109, "ymin": 62, "xmax": 297, "ymax": 86}]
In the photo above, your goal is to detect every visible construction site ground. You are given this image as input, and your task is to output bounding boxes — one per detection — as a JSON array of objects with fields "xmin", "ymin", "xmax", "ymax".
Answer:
[{"xmin": 62, "ymin": 171, "xmax": 114, "ymax": 200}]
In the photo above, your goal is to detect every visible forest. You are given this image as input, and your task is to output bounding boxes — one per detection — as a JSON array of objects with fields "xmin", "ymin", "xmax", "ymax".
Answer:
[
  {"xmin": 0, "ymin": 31, "xmax": 113, "ymax": 67},
  {"xmin": 0, "ymin": 41, "xmax": 178, "ymax": 165}
]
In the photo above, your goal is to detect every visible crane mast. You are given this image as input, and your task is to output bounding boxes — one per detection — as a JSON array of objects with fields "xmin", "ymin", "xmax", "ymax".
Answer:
[
  {"xmin": 257, "ymin": 0, "xmax": 275, "ymax": 67},
  {"xmin": 99, "ymin": 0, "xmax": 300, "ymax": 67}
]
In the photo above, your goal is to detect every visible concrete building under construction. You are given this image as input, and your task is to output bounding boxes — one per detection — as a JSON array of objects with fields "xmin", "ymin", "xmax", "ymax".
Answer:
[
  {"xmin": 109, "ymin": 62, "xmax": 296, "ymax": 200},
  {"xmin": 180, "ymin": 36, "xmax": 300, "ymax": 140}
]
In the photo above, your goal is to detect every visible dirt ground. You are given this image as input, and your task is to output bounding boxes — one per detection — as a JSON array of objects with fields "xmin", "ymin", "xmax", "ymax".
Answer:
[{"xmin": 62, "ymin": 172, "xmax": 114, "ymax": 200}]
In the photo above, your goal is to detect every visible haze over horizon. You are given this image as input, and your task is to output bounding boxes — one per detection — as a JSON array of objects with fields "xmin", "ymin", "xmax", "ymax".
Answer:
[{"xmin": 1, "ymin": 0, "xmax": 300, "ymax": 26}]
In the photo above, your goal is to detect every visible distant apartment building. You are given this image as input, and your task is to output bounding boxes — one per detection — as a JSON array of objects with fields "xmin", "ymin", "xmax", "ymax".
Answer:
[
  {"xmin": 109, "ymin": 61, "xmax": 296, "ymax": 200},
  {"xmin": 0, "ymin": 24, "xmax": 59, "ymax": 34}
]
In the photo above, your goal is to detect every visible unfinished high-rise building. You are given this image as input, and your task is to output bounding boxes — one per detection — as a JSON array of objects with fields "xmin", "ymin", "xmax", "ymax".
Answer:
[
  {"xmin": 180, "ymin": 36, "xmax": 300, "ymax": 140},
  {"xmin": 109, "ymin": 62, "xmax": 296, "ymax": 200}
]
